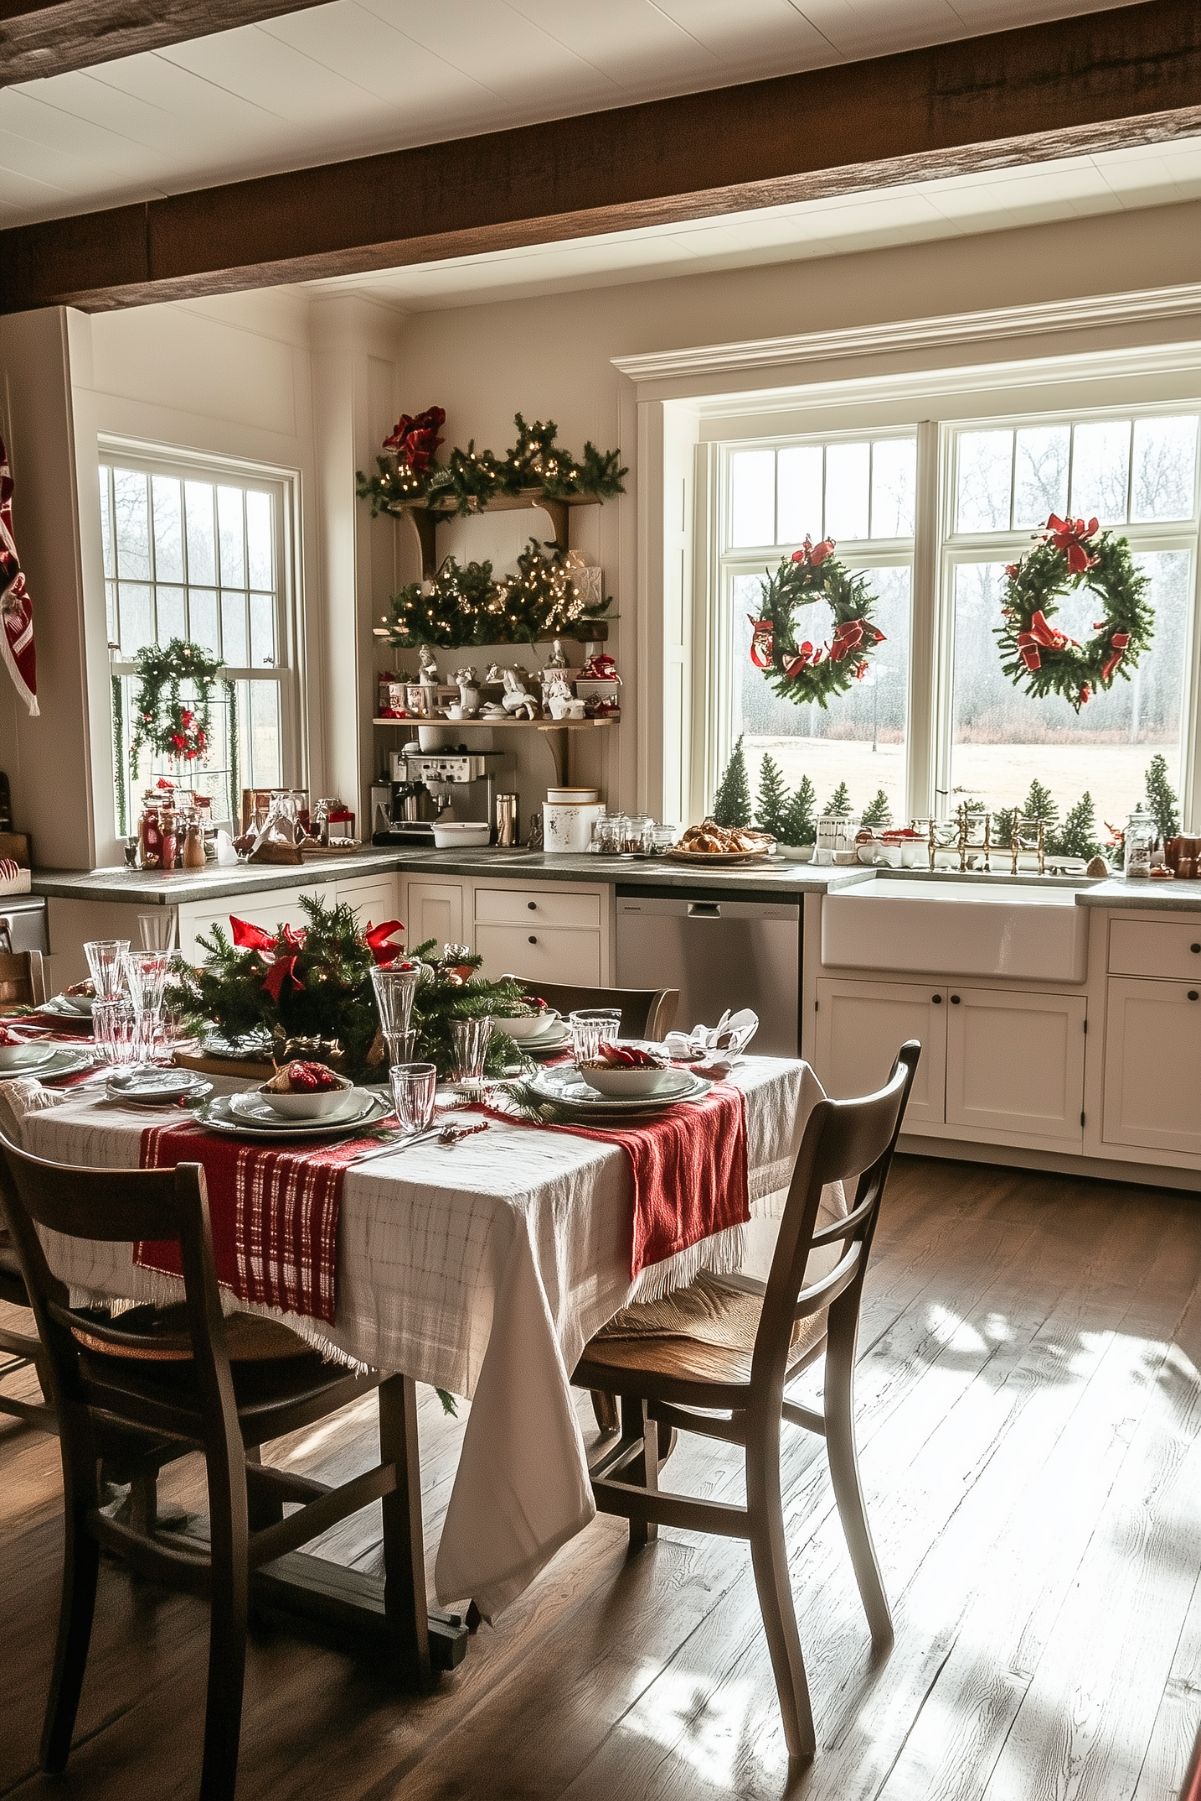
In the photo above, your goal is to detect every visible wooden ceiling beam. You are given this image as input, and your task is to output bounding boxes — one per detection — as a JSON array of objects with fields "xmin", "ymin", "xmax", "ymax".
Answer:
[
  {"xmin": 0, "ymin": 0, "xmax": 334, "ymax": 84},
  {"xmin": 1, "ymin": 0, "xmax": 1199, "ymax": 314}
]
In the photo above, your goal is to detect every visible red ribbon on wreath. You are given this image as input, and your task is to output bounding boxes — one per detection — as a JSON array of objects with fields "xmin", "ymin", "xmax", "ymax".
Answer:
[
  {"xmin": 828, "ymin": 619, "xmax": 887, "ymax": 664},
  {"xmin": 1015, "ymin": 608, "xmax": 1079, "ymax": 672},
  {"xmin": 747, "ymin": 618, "xmax": 774, "ymax": 670},
  {"xmin": 1045, "ymin": 514, "xmax": 1100, "ymax": 574},
  {"xmin": 1100, "ymin": 629, "xmax": 1131, "ymax": 685},
  {"xmin": 790, "ymin": 535, "xmax": 835, "ymax": 568},
  {"xmin": 230, "ymin": 917, "xmax": 307, "ymax": 1000}
]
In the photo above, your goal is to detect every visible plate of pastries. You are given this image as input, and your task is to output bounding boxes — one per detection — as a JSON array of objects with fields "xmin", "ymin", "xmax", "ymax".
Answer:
[{"xmin": 666, "ymin": 819, "xmax": 777, "ymax": 864}]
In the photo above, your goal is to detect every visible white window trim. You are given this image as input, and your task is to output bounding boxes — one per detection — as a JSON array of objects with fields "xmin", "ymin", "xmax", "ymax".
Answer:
[{"xmin": 620, "ymin": 308, "xmax": 1201, "ymax": 833}]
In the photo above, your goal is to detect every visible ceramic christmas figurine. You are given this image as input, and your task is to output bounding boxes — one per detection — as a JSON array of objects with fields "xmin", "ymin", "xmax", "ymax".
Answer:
[
  {"xmin": 500, "ymin": 668, "xmax": 539, "ymax": 718},
  {"xmin": 452, "ymin": 665, "xmax": 481, "ymax": 716},
  {"xmin": 542, "ymin": 669, "xmax": 573, "ymax": 719},
  {"xmin": 418, "ymin": 645, "xmax": 439, "ymax": 686},
  {"xmin": 547, "ymin": 637, "xmax": 568, "ymax": 669}
]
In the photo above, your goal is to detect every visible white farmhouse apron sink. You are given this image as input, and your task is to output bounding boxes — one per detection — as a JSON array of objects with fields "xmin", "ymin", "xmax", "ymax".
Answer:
[{"xmin": 821, "ymin": 878, "xmax": 1088, "ymax": 981}]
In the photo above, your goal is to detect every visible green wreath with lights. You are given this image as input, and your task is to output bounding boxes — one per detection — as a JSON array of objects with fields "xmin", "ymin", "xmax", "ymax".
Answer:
[{"xmin": 996, "ymin": 514, "xmax": 1154, "ymax": 714}]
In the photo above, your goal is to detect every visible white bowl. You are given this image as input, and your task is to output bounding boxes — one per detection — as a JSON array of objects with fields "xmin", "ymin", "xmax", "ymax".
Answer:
[
  {"xmin": 578, "ymin": 1061, "xmax": 674, "ymax": 1098},
  {"xmin": 432, "ymin": 822, "xmax": 491, "ymax": 849},
  {"xmin": 0, "ymin": 1041, "xmax": 55, "ymax": 1071},
  {"xmin": 257, "ymin": 1075, "xmax": 355, "ymax": 1119},
  {"xmin": 494, "ymin": 1009, "xmax": 560, "ymax": 1042}
]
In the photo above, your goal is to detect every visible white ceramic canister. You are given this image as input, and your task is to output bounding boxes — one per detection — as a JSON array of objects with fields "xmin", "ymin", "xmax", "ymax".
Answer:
[
  {"xmin": 543, "ymin": 800, "xmax": 605, "ymax": 854},
  {"xmin": 546, "ymin": 786, "xmax": 600, "ymax": 805}
]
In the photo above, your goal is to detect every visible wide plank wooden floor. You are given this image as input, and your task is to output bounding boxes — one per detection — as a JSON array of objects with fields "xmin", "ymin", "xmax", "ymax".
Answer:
[{"xmin": 3, "ymin": 1156, "xmax": 1201, "ymax": 1801}]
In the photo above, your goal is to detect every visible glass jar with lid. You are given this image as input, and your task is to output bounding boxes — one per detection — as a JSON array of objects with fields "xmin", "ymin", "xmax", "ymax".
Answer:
[{"xmin": 1123, "ymin": 804, "xmax": 1156, "ymax": 878}]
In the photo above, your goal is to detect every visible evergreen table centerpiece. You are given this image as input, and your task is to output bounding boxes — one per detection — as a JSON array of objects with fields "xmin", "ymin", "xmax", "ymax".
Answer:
[{"xmin": 168, "ymin": 894, "xmax": 528, "ymax": 1082}]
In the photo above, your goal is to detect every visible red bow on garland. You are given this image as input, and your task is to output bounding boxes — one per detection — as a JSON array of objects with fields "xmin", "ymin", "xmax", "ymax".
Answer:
[
  {"xmin": 1016, "ymin": 608, "xmax": 1079, "ymax": 672},
  {"xmin": 365, "ymin": 920, "xmax": 407, "ymax": 966},
  {"xmin": 230, "ymin": 917, "xmax": 307, "ymax": 1000},
  {"xmin": 383, "ymin": 406, "xmax": 446, "ymax": 473},
  {"xmin": 1044, "ymin": 513, "xmax": 1100, "ymax": 574}
]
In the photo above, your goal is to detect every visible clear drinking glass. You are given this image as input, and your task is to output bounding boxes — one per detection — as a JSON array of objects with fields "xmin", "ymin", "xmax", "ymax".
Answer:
[
  {"xmin": 93, "ymin": 998, "xmax": 136, "ymax": 1067},
  {"xmin": 123, "ymin": 950, "xmax": 172, "ymax": 1066},
  {"xmin": 84, "ymin": 939, "xmax": 130, "ymax": 1000},
  {"xmin": 371, "ymin": 965, "xmax": 421, "ymax": 1065},
  {"xmin": 450, "ymin": 1016, "xmax": 493, "ymax": 1085},
  {"xmin": 569, "ymin": 1008, "xmax": 623, "ymax": 1064},
  {"xmin": 389, "ymin": 1062, "xmax": 438, "ymax": 1135},
  {"xmin": 138, "ymin": 910, "xmax": 178, "ymax": 952}
]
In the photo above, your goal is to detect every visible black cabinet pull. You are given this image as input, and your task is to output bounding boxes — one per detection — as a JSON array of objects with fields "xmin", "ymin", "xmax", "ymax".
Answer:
[
  {"xmin": 950, "ymin": 994, "xmax": 961, "ymax": 1004},
  {"xmin": 1191, "ymin": 943, "xmax": 1200, "ymax": 954},
  {"xmin": 931, "ymin": 993, "xmax": 942, "ymax": 1004},
  {"xmin": 1189, "ymin": 990, "xmax": 1199, "ymax": 1002},
  {"xmin": 527, "ymin": 901, "xmax": 537, "ymax": 911},
  {"xmin": 528, "ymin": 934, "xmax": 538, "ymax": 945}
]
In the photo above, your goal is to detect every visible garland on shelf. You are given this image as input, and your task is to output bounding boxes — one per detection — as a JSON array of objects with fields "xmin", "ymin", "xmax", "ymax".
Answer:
[
  {"xmin": 167, "ymin": 894, "xmax": 528, "ymax": 1084},
  {"xmin": 129, "ymin": 638, "xmax": 224, "ymax": 768},
  {"xmin": 375, "ymin": 539, "xmax": 611, "ymax": 649},
  {"xmin": 748, "ymin": 536, "xmax": 885, "ymax": 709},
  {"xmin": 357, "ymin": 409, "xmax": 626, "ymax": 518},
  {"xmin": 996, "ymin": 514, "xmax": 1154, "ymax": 712}
]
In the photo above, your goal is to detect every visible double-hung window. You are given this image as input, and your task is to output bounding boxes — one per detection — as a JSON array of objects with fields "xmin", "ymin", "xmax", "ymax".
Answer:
[
  {"xmin": 704, "ymin": 399, "xmax": 1200, "ymax": 832},
  {"xmin": 100, "ymin": 449, "xmax": 299, "ymax": 831}
]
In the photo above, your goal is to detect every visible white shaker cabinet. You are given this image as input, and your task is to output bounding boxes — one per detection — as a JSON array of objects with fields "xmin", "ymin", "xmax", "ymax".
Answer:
[
  {"xmin": 473, "ymin": 883, "xmax": 606, "ymax": 987},
  {"xmin": 813, "ymin": 978, "xmax": 948, "ymax": 1127},
  {"xmin": 401, "ymin": 879, "xmax": 465, "ymax": 950},
  {"xmin": 945, "ymin": 986, "xmax": 1086, "ymax": 1146},
  {"xmin": 178, "ymin": 884, "xmax": 321, "ymax": 962},
  {"xmin": 333, "ymin": 873, "xmax": 401, "ymax": 929},
  {"xmin": 1103, "ymin": 976, "xmax": 1201, "ymax": 1157}
]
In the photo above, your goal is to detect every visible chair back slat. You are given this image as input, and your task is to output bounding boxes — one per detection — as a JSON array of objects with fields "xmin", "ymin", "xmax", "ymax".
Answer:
[
  {"xmin": 0, "ymin": 950, "xmax": 46, "ymax": 1011},
  {"xmin": 751, "ymin": 1043, "xmax": 920, "ymax": 1384},
  {"xmin": 0, "ymin": 1128, "xmax": 241, "ymax": 1448}
]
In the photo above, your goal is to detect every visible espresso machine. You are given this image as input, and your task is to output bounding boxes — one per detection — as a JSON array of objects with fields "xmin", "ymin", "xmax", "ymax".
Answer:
[{"xmin": 372, "ymin": 748, "xmax": 513, "ymax": 844}]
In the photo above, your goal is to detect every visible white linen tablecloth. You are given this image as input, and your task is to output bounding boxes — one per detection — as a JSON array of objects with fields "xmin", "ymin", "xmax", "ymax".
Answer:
[{"xmin": 0, "ymin": 1057, "xmax": 834, "ymax": 1616}]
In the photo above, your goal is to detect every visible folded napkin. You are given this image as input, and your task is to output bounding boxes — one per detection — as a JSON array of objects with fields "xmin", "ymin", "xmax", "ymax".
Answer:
[
  {"xmin": 0, "ymin": 1073, "xmax": 70, "ymax": 1142},
  {"xmin": 664, "ymin": 1008, "xmax": 759, "ymax": 1073}
]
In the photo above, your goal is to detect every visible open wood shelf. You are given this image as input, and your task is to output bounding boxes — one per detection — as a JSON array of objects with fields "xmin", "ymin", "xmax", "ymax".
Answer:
[
  {"xmin": 383, "ymin": 489, "xmax": 603, "ymax": 579},
  {"xmin": 372, "ymin": 716, "xmax": 618, "ymax": 731}
]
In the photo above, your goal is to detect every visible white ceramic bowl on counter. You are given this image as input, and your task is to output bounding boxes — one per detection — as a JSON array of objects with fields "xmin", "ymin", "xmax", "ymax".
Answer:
[{"xmin": 432, "ymin": 822, "xmax": 492, "ymax": 849}]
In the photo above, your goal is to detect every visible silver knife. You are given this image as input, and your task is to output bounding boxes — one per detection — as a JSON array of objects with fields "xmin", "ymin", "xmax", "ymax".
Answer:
[{"xmin": 349, "ymin": 1125, "xmax": 443, "ymax": 1167}]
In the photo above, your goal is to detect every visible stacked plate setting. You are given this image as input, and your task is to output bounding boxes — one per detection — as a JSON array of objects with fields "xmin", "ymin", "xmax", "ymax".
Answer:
[
  {"xmin": 0, "ymin": 1043, "xmax": 95, "ymax": 1082},
  {"xmin": 197, "ymin": 1087, "xmax": 389, "ymax": 1140},
  {"xmin": 525, "ymin": 1063, "xmax": 712, "ymax": 1118},
  {"xmin": 493, "ymin": 1009, "xmax": 570, "ymax": 1057},
  {"xmin": 105, "ymin": 1068, "xmax": 213, "ymax": 1105}
]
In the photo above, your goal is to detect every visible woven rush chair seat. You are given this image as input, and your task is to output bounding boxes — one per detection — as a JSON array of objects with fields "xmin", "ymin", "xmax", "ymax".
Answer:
[
  {"xmin": 580, "ymin": 1272, "xmax": 829, "ymax": 1392},
  {"xmin": 71, "ymin": 1303, "xmax": 317, "ymax": 1364}
]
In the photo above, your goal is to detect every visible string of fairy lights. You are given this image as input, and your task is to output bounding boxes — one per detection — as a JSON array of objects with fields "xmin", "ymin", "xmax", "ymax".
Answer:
[
  {"xmin": 357, "ymin": 413, "xmax": 626, "ymax": 519},
  {"xmin": 373, "ymin": 539, "xmax": 611, "ymax": 650}
]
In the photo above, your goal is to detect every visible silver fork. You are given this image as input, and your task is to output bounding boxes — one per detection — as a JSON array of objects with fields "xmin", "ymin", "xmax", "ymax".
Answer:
[{"xmin": 349, "ymin": 1119, "xmax": 489, "ymax": 1168}]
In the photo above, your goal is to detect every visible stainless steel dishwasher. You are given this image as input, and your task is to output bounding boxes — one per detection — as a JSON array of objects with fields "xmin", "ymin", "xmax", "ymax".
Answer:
[{"xmin": 614, "ymin": 887, "xmax": 801, "ymax": 1055}]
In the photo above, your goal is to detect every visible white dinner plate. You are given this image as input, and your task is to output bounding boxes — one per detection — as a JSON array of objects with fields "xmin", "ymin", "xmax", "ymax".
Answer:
[
  {"xmin": 195, "ymin": 1091, "xmax": 389, "ymax": 1141},
  {"xmin": 106, "ymin": 1068, "xmax": 212, "ymax": 1104},
  {"xmin": 0, "ymin": 1043, "xmax": 57, "ymax": 1072},
  {"xmin": 0, "ymin": 1046, "xmax": 95, "ymax": 1083},
  {"xmin": 227, "ymin": 1088, "xmax": 372, "ymax": 1130},
  {"xmin": 525, "ymin": 1067, "xmax": 712, "ymax": 1115},
  {"xmin": 38, "ymin": 996, "xmax": 97, "ymax": 1025}
]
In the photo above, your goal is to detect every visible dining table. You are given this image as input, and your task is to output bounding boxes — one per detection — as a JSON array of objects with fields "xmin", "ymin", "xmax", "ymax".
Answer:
[{"xmin": 0, "ymin": 1049, "xmax": 840, "ymax": 1680}]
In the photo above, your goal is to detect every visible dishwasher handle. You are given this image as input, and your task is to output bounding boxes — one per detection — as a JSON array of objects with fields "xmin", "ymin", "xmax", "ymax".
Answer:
[{"xmin": 686, "ymin": 902, "xmax": 722, "ymax": 919}]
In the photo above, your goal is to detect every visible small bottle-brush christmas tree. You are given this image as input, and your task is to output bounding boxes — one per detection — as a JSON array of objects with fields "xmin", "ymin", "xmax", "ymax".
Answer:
[
  {"xmin": 861, "ymin": 788, "xmax": 892, "ymax": 828},
  {"xmin": 755, "ymin": 754, "xmax": 789, "ymax": 838},
  {"xmin": 1052, "ymin": 792, "xmax": 1102, "ymax": 861},
  {"xmin": 1144, "ymin": 753, "xmax": 1180, "ymax": 844},
  {"xmin": 712, "ymin": 737, "xmax": 753, "ymax": 828},
  {"xmin": 1021, "ymin": 778, "xmax": 1059, "ymax": 836},
  {"xmin": 780, "ymin": 776, "xmax": 818, "ymax": 847},
  {"xmin": 823, "ymin": 781, "xmax": 853, "ymax": 820}
]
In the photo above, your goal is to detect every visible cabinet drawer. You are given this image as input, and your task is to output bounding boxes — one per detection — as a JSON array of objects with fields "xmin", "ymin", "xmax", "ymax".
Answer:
[
  {"xmin": 474, "ymin": 923, "xmax": 602, "ymax": 987},
  {"xmin": 474, "ymin": 885, "xmax": 602, "ymax": 930},
  {"xmin": 1108, "ymin": 916, "xmax": 1201, "ymax": 980},
  {"xmin": 334, "ymin": 875, "xmax": 400, "ymax": 925}
]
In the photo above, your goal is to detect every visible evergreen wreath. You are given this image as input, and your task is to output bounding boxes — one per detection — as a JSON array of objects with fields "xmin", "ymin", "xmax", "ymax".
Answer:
[
  {"xmin": 129, "ymin": 638, "xmax": 224, "ymax": 767},
  {"xmin": 357, "ymin": 410, "xmax": 626, "ymax": 518},
  {"xmin": 167, "ymin": 894, "xmax": 529, "ymax": 1084},
  {"xmin": 748, "ymin": 536, "xmax": 885, "ymax": 708},
  {"xmin": 996, "ymin": 514, "xmax": 1154, "ymax": 713}
]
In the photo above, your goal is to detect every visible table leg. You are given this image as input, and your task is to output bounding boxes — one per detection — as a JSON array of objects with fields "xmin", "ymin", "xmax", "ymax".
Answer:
[{"xmin": 378, "ymin": 1372, "xmax": 432, "ymax": 1686}]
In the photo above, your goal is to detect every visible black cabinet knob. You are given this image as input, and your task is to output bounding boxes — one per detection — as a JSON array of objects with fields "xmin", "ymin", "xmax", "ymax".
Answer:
[
  {"xmin": 1189, "ymin": 990, "xmax": 1199, "ymax": 1002},
  {"xmin": 932, "ymin": 993, "xmax": 942, "ymax": 1004},
  {"xmin": 528, "ymin": 934, "xmax": 537, "ymax": 945},
  {"xmin": 527, "ymin": 901, "xmax": 537, "ymax": 911},
  {"xmin": 950, "ymin": 994, "xmax": 961, "ymax": 1004},
  {"xmin": 1191, "ymin": 943, "xmax": 1200, "ymax": 954}
]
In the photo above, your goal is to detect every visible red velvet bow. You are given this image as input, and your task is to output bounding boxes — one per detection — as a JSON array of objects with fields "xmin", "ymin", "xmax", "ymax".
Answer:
[
  {"xmin": 1045, "ymin": 513, "xmax": 1099, "ymax": 574},
  {"xmin": 790, "ymin": 534, "xmax": 835, "ymax": 568},
  {"xmin": 747, "ymin": 617, "xmax": 774, "ymax": 670},
  {"xmin": 229, "ymin": 917, "xmax": 306, "ymax": 999},
  {"xmin": 784, "ymin": 643, "xmax": 816, "ymax": 677},
  {"xmin": 1016, "ymin": 608, "xmax": 1078, "ymax": 672},
  {"xmin": 1100, "ymin": 629, "xmax": 1130, "ymax": 685},
  {"xmin": 828, "ymin": 619, "xmax": 863, "ymax": 664},
  {"xmin": 230, "ymin": 917, "xmax": 275, "ymax": 952},
  {"xmin": 365, "ymin": 919, "xmax": 406, "ymax": 966}
]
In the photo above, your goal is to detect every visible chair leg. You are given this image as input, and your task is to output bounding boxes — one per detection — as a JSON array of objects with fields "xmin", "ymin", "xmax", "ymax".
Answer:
[
  {"xmin": 824, "ymin": 1296, "xmax": 892, "ymax": 1647},
  {"xmin": 378, "ymin": 1374, "xmax": 432, "ymax": 1687},
  {"xmin": 590, "ymin": 1389, "xmax": 619, "ymax": 1436},
  {"xmin": 745, "ymin": 1414, "xmax": 816, "ymax": 1763},
  {"xmin": 622, "ymin": 1395, "xmax": 658, "ymax": 1551},
  {"xmin": 40, "ymin": 1448, "xmax": 101, "ymax": 1773},
  {"xmin": 200, "ymin": 1446, "xmax": 249, "ymax": 1801}
]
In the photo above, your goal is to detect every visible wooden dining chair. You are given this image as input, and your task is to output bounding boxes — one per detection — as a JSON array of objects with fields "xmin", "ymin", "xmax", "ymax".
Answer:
[
  {"xmin": 573, "ymin": 1042, "xmax": 920, "ymax": 1763},
  {"xmin": 513, "ymin": 978, "xmax": 678, "ymax": 1041},
  {"xmin": 0, "ymin": 1130, "xmax": 428, "ymax": 1801},
  {"xmin": 0, "ymin": 1213, "xmax": 55, "ymax": 1431},
  {"xmin": 0, "ymin": 948, "xmax": 47, "ymax": 1013}
]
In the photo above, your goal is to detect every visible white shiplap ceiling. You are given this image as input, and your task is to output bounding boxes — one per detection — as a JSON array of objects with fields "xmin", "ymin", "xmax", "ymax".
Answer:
[
  {"xmin": 301, "ymin": 136, "xmax": 1201, "ymax": 311},
  {"xmin": 0, "ymin": 0, "xmax": 1144, "ymax": 227}
]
